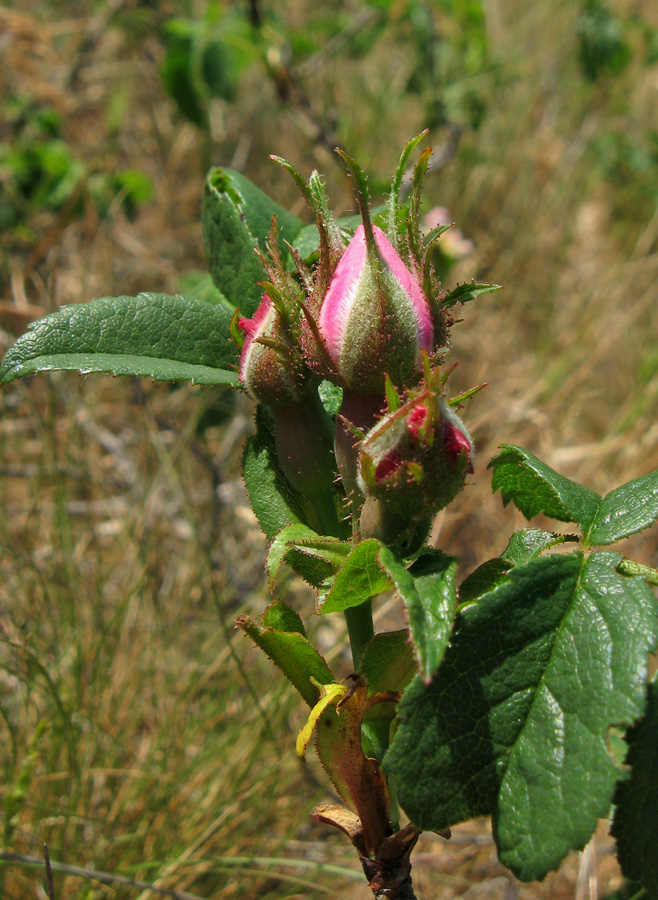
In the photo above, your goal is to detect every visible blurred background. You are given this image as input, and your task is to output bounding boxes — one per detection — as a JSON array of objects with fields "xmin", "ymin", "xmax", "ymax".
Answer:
[{"xmin": 1, "ymin": 1, "xmax": 657, "ymax": 897}]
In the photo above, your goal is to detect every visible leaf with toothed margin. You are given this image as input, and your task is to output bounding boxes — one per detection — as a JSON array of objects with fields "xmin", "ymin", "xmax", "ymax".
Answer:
[
  {"xmin": 267, "ymin": 524, "xmax": 351, "ymax": 589},
  {"xmin": 0, "ymin": 293, "xmax": 239, "ymax": 386},
  {"xmin": 237, "ymin": 600, "xmax": 334, "ymax": 708},
  {"xmin": 489, "ymin": 444, "xmax": 601, "ymax": 528},
  {"xmin": 319, "ymin": 541, "xmax": 457, "ymax": 683},
  {"xmin": 384, "ymin": 551, "xmax": 658, "ymax": 882},
  {"xmin": 490, "ymin": 446, "xmax": 658, "ymax": 547}
]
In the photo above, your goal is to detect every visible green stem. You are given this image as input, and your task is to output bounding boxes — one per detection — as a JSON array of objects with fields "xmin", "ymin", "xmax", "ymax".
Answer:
[{"xmin": 344, "ymin": 601, "xmax": 375, "ymax": 671}]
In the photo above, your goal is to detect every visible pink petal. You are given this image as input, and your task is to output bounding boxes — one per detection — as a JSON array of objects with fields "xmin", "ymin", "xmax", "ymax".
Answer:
[
  {"xmin": 318, "ymin": 224, "xmax": 368, "ymax": 366},
  {"xmin": 443, "ymin": 422, "xmax": 473, "ymax": 472},
  {"xmin": 375, "ymin": 450, "xmax": 403, "ymax": 483},
  {"xmin": 239, "ymin": 294, "xmax": 274, "ymax": 383}
]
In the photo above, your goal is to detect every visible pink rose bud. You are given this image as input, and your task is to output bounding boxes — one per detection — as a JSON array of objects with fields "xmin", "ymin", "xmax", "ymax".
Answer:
[
  {"xmin": 318, "ymin": 224, "xmax": 434, "ymax": 394},
  {"xmin": 357, "ymin": 390, "xmax": 474, "ymax": 538},
  {"xmin": 239, "ymin": 294, "xmax": 308, "ymax": 407}
]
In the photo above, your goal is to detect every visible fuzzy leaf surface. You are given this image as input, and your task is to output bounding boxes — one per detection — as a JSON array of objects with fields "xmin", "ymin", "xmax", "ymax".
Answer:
[
  {"xmin": 318, "ymin": 539, "xmax": 392, "ymax": 614},
  {"xmin": 238, "ymin": 600, "xmax": 333, "ymax": 707},
  {"xmin": 489, "ymin": 445, "xmax": 601, "ymax": 528},
  {"xmin": 202, "ymin": 167, "xmax": 305, "ymax": 315},
  {"xmin": 384, "ymin": 551, "xmax": 658, "ymax": 882},
  {"xmin": 0, "ymin": 293, "xmax": 239, "ymax": 386},
  {"xmin": 587, "ymin": 470, "xmax": 658, "ymax": 545},
  {"xmin": 612, "ymin": 674, "xmax": 658, "ymax": 897},
  {"xmin": 267, "ymin": 524, "xmax": 350, "ymax": 589}
]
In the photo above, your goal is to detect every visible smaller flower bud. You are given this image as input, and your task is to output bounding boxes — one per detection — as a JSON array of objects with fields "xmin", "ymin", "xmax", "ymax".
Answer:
[
  {"xmin": 239, "ymin": 294, "xmax": 309, "ymax": 407},
  {"xmin": 318, "ymin": 224, "xmax": 434, "ymax": 394},
  {"xmin": 357, "ymin": 388, "xmax": 473, "ymax": 543}
]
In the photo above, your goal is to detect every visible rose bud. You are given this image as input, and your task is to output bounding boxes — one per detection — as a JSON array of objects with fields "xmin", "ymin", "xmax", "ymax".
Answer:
[
  {"xmin": 356, "ymin": 389, "xmax": 473, "ymax": 548},
  {"xmin": 318, "ymin": 224, "xmax": 434, "ymax": 395}
]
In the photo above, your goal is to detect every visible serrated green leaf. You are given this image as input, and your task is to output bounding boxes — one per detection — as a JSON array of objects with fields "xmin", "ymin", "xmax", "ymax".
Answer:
[
  {"xmin": 588, "ymin": 470, "xmax": 658, "ymax": 545},
  {"xmin": 202, "ymin": 167, "xmax": 305, "ymax": 315},
  {"xmin": 612, "ymin": 674, "xmax": 658, "ymax": 898},
  {"xmin": 242, "ymin": 406, "xmax": 309, "ymax": 541},
  {"xmin": 441, "ymin": 281, "xmax": 501, "ymax": 308},
  {"xmin": 238, "ymin": 600, "xmax": 333, "ymax": 707},
  {"xmin": 267, "ymin": 524, "xmax": 350, "ymax": 589},
  {"xmin": 0, "ymin": 293, "xmax": 239, "ymax": 386},
  {"xmin": 384, "ymin": 551, "xmax": 658, "ymax": 882},
  {"xmin": 502, "ymin": 528, "xmax": 573, "ymax": 566},
  {"xmin": 318, "ymin": 539, "xmax": 392, "ymax": 614},
  {"xmin": 489, "ymin": 444, "xmax": 601, "ymax": 528},
  {"xmin": 491, "ymin": 448, "xmax": 658, "ymax": 548},
  {"xmin": 261, "ymin": 599, "xmax": 306, "ymax": 635},
  {"xmin": 361, "ymin": 630, "xmax": 416, "ymax": 694}
]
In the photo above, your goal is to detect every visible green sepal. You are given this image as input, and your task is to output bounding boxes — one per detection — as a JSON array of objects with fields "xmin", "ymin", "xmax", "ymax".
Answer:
[
  {"xmin": 237, "ymin": 600, "xmax": 334, "ymax": 708},
  {"xmin": 0, "ymin": 293, "xmax": 239, "ymax": 386},
  {"xmin": 387, "ymin": 130, "xmax": 428, "ymax": 247},
  {"xmin": 441, "ymin": 281, "xmax": 501, "ymax": 308},
  {"xmin": 202, "ymin": 167, "xmax": 305, "ymax": 315},
  {"xmin": 612, "ymin": 674, "xmax": 658, "ymax": 897},
  {"xmin": 267, "ymin": 524, "xmax": 351, "ymax": 589},
  {"xmin": 384, "ymin": 551, "xmax": 658, "ymax": 882}
]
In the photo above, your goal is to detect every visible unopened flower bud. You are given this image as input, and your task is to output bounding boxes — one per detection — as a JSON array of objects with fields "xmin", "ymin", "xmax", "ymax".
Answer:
[
  {"xmin": 357, "ymin": 392, "xmax": 473, "ymax": 539},
  {"xmin": 318, "ymin": 224, "xmax": 433, "ymax": 394},
  {"xmin": 239, "ymin": 294, "xmax": 308, "ymax": 407}
]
